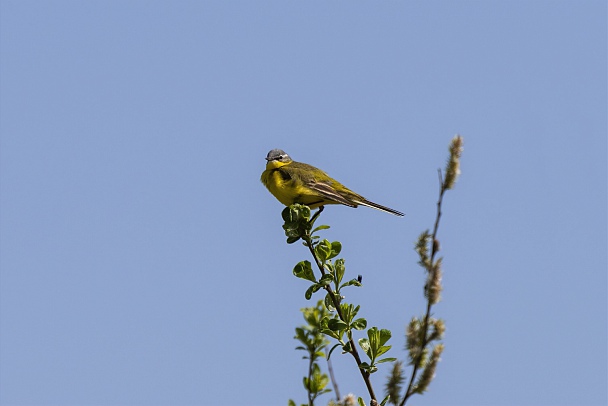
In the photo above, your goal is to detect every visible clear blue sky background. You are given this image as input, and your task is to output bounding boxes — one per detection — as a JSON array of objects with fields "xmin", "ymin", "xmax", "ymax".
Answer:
[{"xmin": 1, "ymin": 1, "xmax": 606, "ymax": 405}]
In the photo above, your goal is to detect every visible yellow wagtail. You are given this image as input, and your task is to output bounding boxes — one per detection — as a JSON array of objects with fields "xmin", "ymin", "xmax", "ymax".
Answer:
[{"xmin": 261, "ymin": 149, "xmax": 404, "ymax": 216}]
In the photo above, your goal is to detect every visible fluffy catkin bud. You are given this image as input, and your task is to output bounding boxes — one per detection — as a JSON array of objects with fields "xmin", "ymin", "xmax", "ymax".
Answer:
[
  {"xmin": 385, "ymin": 361, "xmax": 405, "ymax": 405},
  {"xmin": 342, "ymin": 394, "xmax": 356, "ymax": 406},
  {"xmin": 425, "ymin": 258, "xmax": 443, "ymax": 305},
  {"xmin": 413, "ymin": 344, "xmax": 444, "ymax": 394},
  {"xmin": 444, "ymin": 135, "xmax": 463, "ymax": 190},
  {"xmin": 428, "ymin": 318, "xmax": 446, "ymax": 342},
  {"xmin": 415, "ymin": 230, "xmax": 432, "ymax": 269},
  {"xmin": 406, "ymin": 318, "xmax": 425, "ymax": 366}
]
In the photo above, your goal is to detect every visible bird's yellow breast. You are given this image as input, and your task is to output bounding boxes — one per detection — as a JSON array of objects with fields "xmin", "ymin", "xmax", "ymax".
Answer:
[
  {"xmin": 260, "ymin": 161, "xmax": 326, "ymax": 207},
  {"xmin": 261, "ymin": 168, "xmax": 295, "ymax": 206}
]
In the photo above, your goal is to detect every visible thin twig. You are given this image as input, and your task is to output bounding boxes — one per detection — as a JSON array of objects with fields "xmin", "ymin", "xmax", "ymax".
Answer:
[
  {"xmin": 325, "ymin": 348, "xmax": 341, "ymax": 401},
  {"xmin": 307, "ymin": 354, "xmax": 314, "ymax": 406},
  {"xmin": 401, "ymin": 169, "xmax": 446, "ymax": 406}
]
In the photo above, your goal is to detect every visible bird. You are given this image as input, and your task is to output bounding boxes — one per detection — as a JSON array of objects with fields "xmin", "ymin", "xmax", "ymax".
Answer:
[{"xmin": 260, "ymin": 149, "xmax": 404, "ymax": 216}]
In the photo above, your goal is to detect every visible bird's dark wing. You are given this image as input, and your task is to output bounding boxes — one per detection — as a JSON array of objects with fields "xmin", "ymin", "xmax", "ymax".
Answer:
[
  {"xmin": 307, "ymin": 181, "xmax": 358, "ymax": 207},
  {"xmin": 287, "ymin": 161, "xmax": 359, "ymax": 207}
]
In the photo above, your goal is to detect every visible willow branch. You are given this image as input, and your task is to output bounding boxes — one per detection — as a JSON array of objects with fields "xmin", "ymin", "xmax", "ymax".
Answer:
[{"xmin": 401, "ymin": 170, "xmax": 446, "ymax": 406}]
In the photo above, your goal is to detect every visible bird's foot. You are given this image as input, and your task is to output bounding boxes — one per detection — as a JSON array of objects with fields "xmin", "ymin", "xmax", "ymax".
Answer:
[{"xmin": 309, "ymin": 206, "xmax": 324, "ymax": 225}]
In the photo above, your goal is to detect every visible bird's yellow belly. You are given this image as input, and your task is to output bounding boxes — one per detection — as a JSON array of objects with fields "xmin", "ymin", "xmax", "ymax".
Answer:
[{"xmin": 262, "ymin": 170, "xmax": 329, "ymax": 208}]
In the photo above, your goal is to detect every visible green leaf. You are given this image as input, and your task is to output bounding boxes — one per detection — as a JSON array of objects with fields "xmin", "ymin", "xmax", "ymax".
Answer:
[
  {"xmin": 282, "ymin": 205, "xmax": 314, "ymax": 243},
  {"xmin": 334, "ymin": 258, "xmax": 345, "ymax": 285},
  {"xmin": 323, "ymin": 330, "xmax": 342, "ymax": 341},
  {"xmin": 328, "ymin": 241, "xmax": 341, "ymax": 259},
  {"xmin": 305, "ymin": 284, "xmax": 321, "ymax": 300},
  {"xmin": 367, "ymin": 326, "xmax": 380, "ymax": 343},
  {"xmin": 307, "ymin": 363, "xmax": 329, "ymax": 393},
  {"xmin": 281, "ymin": 206, "xmax": 296, "ymax": 223},
  {"xmin": 375, "ymin": 345, "xmax": 392, "ymax": 358},
  {"xmin": 281, "ymin": 204, "xmax": 310, "ymax": 223},
  {"xmin": 379, "ymin": 395, "xmax": 390, "ymax": 406},
  {"xmin": 319, "ymin": 274, "xmax": 333, "ymax": 286},
  {"xmin": 298, "ymin": 204, "xmax": 311, "ymax": 220},
  {"xmin": 360, "ymin": 327, "xmax": 394, "ymax": 367},
  {"xmin": 358, "ymin": 337, "xmax": 370, "ymax": 354},
  {"xmin": 327, "ymin": 318, "xmax": 348, "ymax": 331},
  {"xmin": 288, "ymin": 400, "xmax": 296, "ymax": 406},
  {"xmin": 379, "ymin": 329, "xmax": 392, "ymax": 346},
  {"xmin": 324, "ymin": 292, "xmax": 337, "ymax": 311},
  {"xmin": 303, "ymin": 376, "xmax": 310, "ymax": 390},
  {"xmin": 342, "ymin": 341, "xmax": 353, "ymax": 353},
  {"xmin": 327, "ymin": 343, "xmax": 341, "ymax": 360},
  {"xmin": 351, "ymin": 318, "xmax": 367, "ymax": 330},
  {"xmin": 357, "ymin": 397, "xmax": 366, "ymax": 406},
  {"xmin": 315, "ymin": 239, "xmax": 332, "ymax": 262},
  {"xmin": 293, "ymin": 261, "xmax": 316, "ymax": 282},
  {"xmin": 368, "ymin": 327, "xmax": 392, "ymax": 350},
  {"xmin": 313, "ymin": 350, "xmax": 325, "ymax": 359},
  {"xmin": 312, "ymin": 224, "xmax": 330, "ymax": 233},
  {"xmin": 377, "ymin": 357, "xmax": 397, "ymax": 364},
  {"xmin": 340, "ymin": 278, "xmax": 362, "ymax": 289},
  {"xmin": 338, "ymin": 303, "xmax": 359, "ymax": 325},
  {"xmin": 305, "ymin": 288, "xmax": 312, "ymax": 300},
  {"xmin": 286, "ymin": 236, "xmax": 301, "ymax": 244}
]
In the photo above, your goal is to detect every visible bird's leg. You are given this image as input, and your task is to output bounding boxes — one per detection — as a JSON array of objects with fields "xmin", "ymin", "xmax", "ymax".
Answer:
[{"xmin": 309, "ymin": 206, "xmax": 324, "ymax": 225}]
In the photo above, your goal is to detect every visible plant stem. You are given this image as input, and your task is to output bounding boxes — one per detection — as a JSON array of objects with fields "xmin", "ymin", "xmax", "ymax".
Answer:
[
  {"xmin": 307, "ymin": 353, "xmax": 314, "ymax": 406},
  {"xmin": 401, "ymin": 170, "xmax": 446, "ymax": 406},
  {"xmin": 325, "ymin": 348, "xmax": 341, "ymax": 401}
]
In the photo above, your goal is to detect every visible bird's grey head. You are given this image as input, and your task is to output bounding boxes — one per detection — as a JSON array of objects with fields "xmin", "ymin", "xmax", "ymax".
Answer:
[{"xmin": 265, "ymin": 149, "xmax": 291, "ymax": 162}]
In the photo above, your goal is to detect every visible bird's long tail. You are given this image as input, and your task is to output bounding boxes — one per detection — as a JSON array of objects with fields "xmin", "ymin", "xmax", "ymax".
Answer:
[{"xmin": 355, "ymin": 199, "xmax": 405, "ymax": 217}]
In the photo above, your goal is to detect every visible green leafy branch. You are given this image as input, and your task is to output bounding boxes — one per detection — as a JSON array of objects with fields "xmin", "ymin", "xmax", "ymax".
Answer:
[
  {"xmin": 284, "ymin": 205, "xmax": 393, "ymax": 406},
  {"xmin": 359, "ymin": 327, "xmax": 396, "ymax": 374},
  {"xmin": 290, "ymin": 302, "xmax": 333, "ymax": 406}
]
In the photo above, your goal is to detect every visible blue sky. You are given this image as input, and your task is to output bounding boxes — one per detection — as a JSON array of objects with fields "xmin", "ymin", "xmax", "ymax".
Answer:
[{"xmin": 1, "ymin": 1, "xmax": 606, "ymax": 405}]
